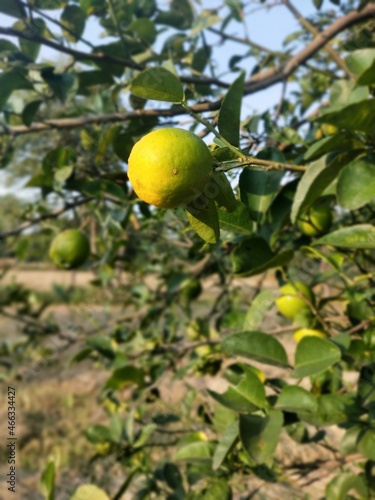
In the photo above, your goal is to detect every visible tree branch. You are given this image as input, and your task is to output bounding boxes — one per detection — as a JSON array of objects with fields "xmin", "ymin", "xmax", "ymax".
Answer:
[
  {"xmin": 281, "ymin": 0, "xmax": 355, "ymax": 79},
  {"xmin": 0, "ymin": 5, "xmax": 374, "ymax": 137},
  {"xmin": 0, "ymin": 197, "xmax": 93, "ymax": 240}
]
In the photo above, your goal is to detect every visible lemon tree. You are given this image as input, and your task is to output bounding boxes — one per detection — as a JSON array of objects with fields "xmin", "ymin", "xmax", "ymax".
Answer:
[{"xmin": 1, "ymin": 1, "xmax": 375, "ymax": 499}]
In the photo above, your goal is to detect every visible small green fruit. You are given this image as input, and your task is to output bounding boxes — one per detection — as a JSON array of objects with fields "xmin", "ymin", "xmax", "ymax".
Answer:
[
  {"xmin": 297, "ymin": 199, "xmax": 332, "ymax": 237},
  {"xmin": 49, "ymin": 229, "xmax": 90, "ymax": 270}
]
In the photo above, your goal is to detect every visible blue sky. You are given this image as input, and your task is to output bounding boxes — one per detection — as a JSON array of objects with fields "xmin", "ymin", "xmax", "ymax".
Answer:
[{"xmin": 0, "ymin": 1, "xmax": 326, "ymax": 197}]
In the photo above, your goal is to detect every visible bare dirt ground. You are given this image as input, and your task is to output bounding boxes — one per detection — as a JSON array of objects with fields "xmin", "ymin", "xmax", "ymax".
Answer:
[{"xmin": 0, "ymin": 267, "xmax": 354, "ymax": 499}]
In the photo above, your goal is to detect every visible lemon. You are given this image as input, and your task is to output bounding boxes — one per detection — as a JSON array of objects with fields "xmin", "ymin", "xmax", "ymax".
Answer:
[
  {"xmin": 293, "ymin": 328, "xmax": 327, "ymax": 343},
  {"xmin": 297, "ymin": 199, "xmax": 332, "ymax": 237},
  {"xmin": 128, "ymin": 127, "xmax": 213, "ymax": 208},
  {"xmin": 275, "ymin": 281, "xmax": 313, "ymax": 320},
  {"xmin": 49, "ymin": 229, "xmax": 90, "ymax": 269}
]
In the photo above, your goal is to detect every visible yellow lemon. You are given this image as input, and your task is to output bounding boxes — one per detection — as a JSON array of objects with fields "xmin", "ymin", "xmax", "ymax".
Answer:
[
  {"xmin": 49, "ymin": 229, "xmax": 90, "ymax": 270},
  {"xmin": 275, "ymin": 281, "xmax": 313, "ymax": 320},
  {"xmin": 293, "ymin": 328, "xmax": 327, "ymax": 343},
  {"xmin": 128, "ymin": 128, "xmax": 213, "ymax": 208}
]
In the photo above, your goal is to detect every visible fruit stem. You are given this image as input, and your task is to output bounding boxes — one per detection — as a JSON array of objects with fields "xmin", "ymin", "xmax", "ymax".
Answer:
[
  {"xmin": 181, "ymin": 101, "xmax": 307, "ymax": 173},
  {"xmin": 181, "ymin": 101, "xmax": 246, "ymax": 159}
]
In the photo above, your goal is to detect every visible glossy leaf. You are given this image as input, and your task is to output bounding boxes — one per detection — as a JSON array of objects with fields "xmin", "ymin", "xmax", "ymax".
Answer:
[
  {"xmin": 0, "ymin": 0, "xmax": 25, "ymax": 18},
  {"xmin": 186, "ymin": 196, "xmax": 220, "ymax": 244},
  {"xmin": 326, "ymin": 473, "xmax": 368, "ymax": 500},
  {"xmin": 21, "ymin": 100, "xmax": 42, "ymax": 127},
  {"xmin": 242, "ymin": 290, "xmax": 274, "ymax": 331},
  {"xmin": 239, "ymin": 169, "xmax": 283, "ymax": 222},
  {"xmin": 209, "ymin": 368, "xmax": 266, "ymax": 412},
  {"xmin": 293, "ymin": 337, "xmax": 341, "ymax": 378},
  {"xmin": 357, "ymin": 429, "xmax": 375, "ymax": 460},
  {"xmin": 337, "ymin": 155, "xmax": 375, "ymax": 210},
  {"xmin": 218, "ymin": 202, "xmax": 253, "ymax": 234},
  {"xmin": 231, "ymin": 235, "xmax": 293, "ymax": 277},
  {"xmin": 291, "ymin": 151, "xmax": 360, "ymax": 223},
  {"xmin": 173, "ymin": 441, "xmax": 213, "ymax": 462},
  {"xmin": 221, "ymin": 331, "xmax": 289, "ymax": 368},
  {"xmin": 41, "ymin": 68, "xmax": 78, "ymax": 102},
  {"xmin": 316, "ymin": 98, "xmax": 375, "ymax": 134},
  {"xmin": 313, "ymin": 224, "xmax": 375, "ymax": 249},
  {"xmin": 304, "ymin": 133, "xmax": 363, "ymax": 162},
  {"xmin": 39, "ymin": 461, "xmax": 55, "ymax": 500},
  {"xmin": 218, "ymin": 71, "xmax": 245, "ymax": 147},
  {"xmin": 130, "ymin": 67, "xmax": 184, "ymax": 103},
  {"xmin": 239, "ymin": 409, "xmax": 283, "ymax": 464},
  {"xmin": 105, "ymin": 365, "xmax": 145, "ymax": 390},
  {"xmin": 212, "ymin": 421, "xmax": 239, "ymax": 470},
  {"xmin": 276, "ymin": 385, "xmax": 318, "ymax": 413},
  {"xmin": 300, "ymin": 394, "xmax": 361, "ymax": 426}
]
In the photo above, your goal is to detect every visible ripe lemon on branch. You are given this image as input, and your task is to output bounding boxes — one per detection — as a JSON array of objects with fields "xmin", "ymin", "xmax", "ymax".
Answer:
[
  {"xmin": 128, "ymin": 128, "xmax": 213, "ymax": 208},
  {"xmin": 49, "ymin": 229, "xmax": 90, "ymax": 269}
]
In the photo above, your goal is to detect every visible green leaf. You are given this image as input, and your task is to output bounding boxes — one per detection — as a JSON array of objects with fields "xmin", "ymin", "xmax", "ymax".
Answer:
[
  {"xmin": 337, "ymin": 155, "xmax": 375, "ymax": 210},
  {"xmin": 105, "ymin": 366, "xmax": 145, "ymax": 390},
  {"xmin": 22, "ymin": 100, "xmax": 42, "ymax": 127},
  {"xmin": 186, "ymin": 195, "xmax": 220, "ymax": 244},
  {"xmin": 41, "ymin": 67, "xmax": 78, "ymax": 102},
  {"xmin": 210, "ymin": 172, "xmax": 237, "ymax": 212},
  {"xmin": 221, "ymin": 331, "xmax": 289, "ymax": 368},
  {"xmin": 0, "ymin": 0, "xmax": 26, "ymax": 18},
  {"xmin": 61, "ymin": 5, "xmax": 86, "ymax": 42},
  {"xmin": 217, "ymin": 201, "xmax": 253, "ymax": 234},
  {"xmin": 71, "ymin": 484, "xmax": 110, "ymax": 500},
  {"xmin": 78, "ymin": 179, "xmax": 127, "ymax": 201},
  {"xmin": 0, "ymin": 39, "xmax": 19, "ymax": 53},
  {"xmin": 130, "ymin": 67, "xmax": 184, "ymax": 103},
  {"xmin": 299, "ymin": 394, "xmax": 361, "ymax": 426},
  {"xmin": 0, "ymin": 69, "xmax": 33, "ymax": 110},
  {"xmin": 42, "ymin": 146, "xmax": 76, "ymax": 174},
  {"xmin": 357, "ymin": 57, "xmax": 375, "ymax": 85},
  {"xmin": 304, "ymin": 133, "xmax": 363, "ymax": 162},
  {"xmin": 313, "ymin": 224, "xmax": 375, "ymax": 249},
  {"xmin": 313, "ymin": 0, "xmax": 324, "ymax": 8},
  {"xmin": 276, "ymin": 385, "xmax": 318, "ymax": 413},
  {"xmin": 239, "ymin": 409, "xmax": 283, "ymax": 464},
  {"xmin": 231, "ymin": 235, "xmax": 293, "ymax": 277},
  {"xmin": 212, "ymin": 421, "xmax": 239, "ymax": 470},
  {"xmin": 127, "ymin": 18, "xmax": 156, "ymax": 45},
  {"xmin": 345, "ymin": 48, "xmax": 375, "ymax": 77},
  {"xmin": 239, "ymin": 169, "xmax": 283, "ymax": 222},
  {"xmin": 316, "ymin": 98, "xmax": 375, "ymax": 134},
  {"xmin": 40, "ymin": 460, "xmax": 55, "ymax": 500},
  {"xmin": 84, "ymin": 424, "xmax": 113, "ymax": 444},
  {"xmin": 293, "ymin": 337, "xmax": 341, "ymax": 378},
  {"xmin": 190, "ymin": 13, "xmax": 222, "ymax": 35},
  {"xmin": 209, "ymin": 368, "xmax": 266, "ymax": 412},
  {"xmin": 162, "ymin": 463, "xmax": 184, "ymax": 494},
  {"xmin": 174, "ymin": 441, "xmax": 213, "ymax": 462},
  {"xmin": 133, "ymin": 423, "xmax": 157, "ymax": 448},
  {"xmin": 218, "ymin": 71, "xmax": 245, "ymax": 147},
  {"xmin": 54, "ymin": 166, "xmax": 73, "ymax": 183},
  {"xmin": 78, "ymin": 70, "xmax": 114, "ymax": 91},
  {"xmin": 242, "ymin": 290, "xmax": 274, "ymax": 331},
  {"xmin": 326, "ymin": 472, "xmax": 369, "ymax": 500},
  {"xmin": 14, "ymin": 19, "xmax": 45, "ymax": 61},
  {"xmin": 92, "ymin": 42, "xmax": 126, "ymax": 77},
  {"xmin": 291, "ymin": 150, "xmax": 360, "ymax": 223},
  {"xmin": 357, "ymin": 429, "xmax": 375, "ymax": 460}
]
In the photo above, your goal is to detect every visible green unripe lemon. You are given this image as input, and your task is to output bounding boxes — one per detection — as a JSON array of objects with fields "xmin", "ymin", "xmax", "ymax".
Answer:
[
  {"xmin": 293, "ymin": 328, "xmax": 327, "ymax": 343},
  {"xmin": 49, "ymin": 229, "xmax": 90, "ymax": 270},
  {"xmin": 297, "ymin": 199, "xmax": 332, "ymax": 237},
  {"xmin": 275, "ymin": 281, "xmax": 313, "ymax": 320},
  {"xmin": 128, "ymin": 128, "xmax": 213, "ymax": 208}
]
